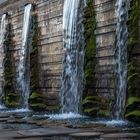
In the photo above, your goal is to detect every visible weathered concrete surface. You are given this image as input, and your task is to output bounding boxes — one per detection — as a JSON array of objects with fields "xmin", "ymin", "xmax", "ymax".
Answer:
[
  {"xmin": 94, "ymin": 0, "xmax": 116, "ymax": 100},
  {"xmin": 69, "ymin": 132, "xmax": 103, "ymax": 138},
  {"xmin": 101, "ymin": 133, "xmax": 139, "ymax": 138},
  {"xmin": 0, "ymin": 0, "xmax": 117, "ymax": 111},
  {"xmin": 0, "ymin": 0, "xmax": 140, "ymax": 112},
  {"xmin": 0, "ymin": 0, "xmax": 64, "ymax": 108}
]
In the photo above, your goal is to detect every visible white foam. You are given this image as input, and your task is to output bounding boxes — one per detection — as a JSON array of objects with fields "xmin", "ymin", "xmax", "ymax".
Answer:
[
  {"xmin": 46, "ymin": 112, "xmax": 84, "ymax": 120},
  {"xmin": 0, "ymin": 105, "xmax": 6, "ymax": 109},
  {"xmin": 7, "ymin": 108, "xmax": 30, "ymax": 113},
  {"xmin": 97, "ymin": 120, "xmax": 128, "ymax": 126}
]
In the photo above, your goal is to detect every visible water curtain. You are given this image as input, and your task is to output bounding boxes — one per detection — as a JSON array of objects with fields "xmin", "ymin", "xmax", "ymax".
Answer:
[
  {"xmin": 18, "ymin": 4, "xmax": 32, "ymax": 109},
  {"xmin": 0, "ymin": 14, "xmax": 7, "ymax": 108},
  {"xmin": 115, "ymin": 0, "xmax": 130, "ymax": 119},
  {"xmin": 61, "ymin": 0, "xmax": 84, "ymax": 113}
]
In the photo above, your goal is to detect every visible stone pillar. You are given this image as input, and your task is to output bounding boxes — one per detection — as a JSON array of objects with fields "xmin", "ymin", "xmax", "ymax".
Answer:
[{"xmin": 94, "ymin": 0, "xmax": 116, "ymax": 100}]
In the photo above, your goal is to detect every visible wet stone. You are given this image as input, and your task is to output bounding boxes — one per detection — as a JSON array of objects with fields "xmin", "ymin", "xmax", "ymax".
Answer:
[
  {"xmin": 102, "ymin": 138, "xmax": 133, "ymax": 140},
  {"xmin": 67, "ymin": 123, "xmax": 106, "ymax": 129},
  {"xmin": 0, "ymin": 138, "xmax": 15, "ymax": 140},
  {"xmin": 0, "ymin": 117, "xmax": 10, "ymax": 122},
  {"xmin": 0, "ymin": 130, "xmax": 22, "ymax": 138},
  {"xmin": 69, "ymin": 132, "xmax": 103, "ymax": 138},
  {"xmin": 0, "ymin": 114, "xmax": 10, "ymax": 118},
  {"xmin": 101, "ymin": 133, "xmax": 139, "ymax": 139},
  {"xmin": 25, "ymin": 119, "xmax": 38, "ymax": 125},
  {"xmin": 92, "ymin": 127, "xmax": 121, "ymax": 133},
  {"xmin": 16, "ymin": 127, "xmax": 84, "ymax": 138},
  {"xmin": 6, "ymin": 117, "xmax": 26, "ymax": 123},
  {"xmin": 14, "ymin": 114, "xmax": 25, "ymax": 119},
  {"xmin": 17, "ymin": 138, "xmax": 43, "ymax": 140}
]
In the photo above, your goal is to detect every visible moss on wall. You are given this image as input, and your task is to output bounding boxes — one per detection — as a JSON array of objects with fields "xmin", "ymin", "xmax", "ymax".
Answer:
[
  {"xmin": 84, "ymin": 0, "xmax": 96, "ymax": 84},
  {"xmin": 83, "ymin": 0, "xmax": 112, "ymax": 118},
  {"xmin": 83, "ymin": 0, "xmax": 96, "ymax": 115},
  {"xmin": 3, "ymin": 21, "xmax": 20, "ymax": 108},
  {"xmin": 30, "ymin": 14, "xmax": 39, "ymax": 94},
  {"xmin": 126, "ymin": 0, "xmax": 140, "ymax": 122},
  {"xmin": 29, "ymin": 12, "xmax": 47, "ymax": 111},
  {"xmin": 29, "ymin": 92, "xmax": 47, "ymax": 110},
  {"xmin": 128, "ymin": 0, "xmax": 139, "ymax": 54}
]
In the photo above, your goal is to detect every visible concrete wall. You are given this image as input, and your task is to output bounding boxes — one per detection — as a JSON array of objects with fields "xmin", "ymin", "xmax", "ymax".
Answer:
[
  {"xmin": 0, "ymin": 0, "xmax": 118, "ymax": 109},
  {"xmin": 0, "ymin": 0, "xmax": 64, "ymax": 108},
  {"xmin": 1, "ymin": 0, "xmax": 139, "ymax": 111},
  {"xmin": 94, "ymin": 0, "xmax": 116, "ymax": 100}
]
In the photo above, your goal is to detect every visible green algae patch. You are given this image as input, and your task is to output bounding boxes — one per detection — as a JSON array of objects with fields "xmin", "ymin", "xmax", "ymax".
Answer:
[
  {"xmin": 83, "ymin": 1, "xmax": 113, "ymax": 118},
  {"xmin": 29, "ymin": 92, "xmax": 47, "ymax": 111},
  {"xmin": 125, "ymin": 111, "xmax": 140, "ymax": 123},
  {"xmin": 126, "ymin": 0, "xmax": 140, "ymax": 122},
  {"xmin": 30, "ymin": 14, "xmax": 40, "ymax": 94},
  {"xmin": 29, "ymin": 13, "xmax": 48, "ymax": 111},
  {"xmin": 128, "ymin": 0, "xmax": 139, "ymax": 48},
  {"xmin": 83, "ymin": 0, "xmax": 102, "ymax": 117},
  {"xmin": 125, "ymin": 111, "xmax": 140, "ymax": 117},
  {"xmin": 29, "ymin": 103, "xmax": 47, "ymax": 111},
  {"xmin": 98, "ymin": 110, "xmax": 111, "ymax": 117},
  {"xmin": 126, "ymin": 97, "xmax": 140, "ymax": 108},
  {"xmin": 5, "ymin": 93, "xmax": 20, "ymax": 108}
]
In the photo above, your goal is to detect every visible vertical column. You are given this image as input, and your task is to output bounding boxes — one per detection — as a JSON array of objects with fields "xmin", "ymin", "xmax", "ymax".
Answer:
[{"xmin": 94, "ymin": 0, "xmax": 116, "ymax": 100}]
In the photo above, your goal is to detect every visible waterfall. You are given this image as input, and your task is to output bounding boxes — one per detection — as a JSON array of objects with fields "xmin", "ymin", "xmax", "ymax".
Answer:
[
  {"xmin": 61, "ymin": 0, "xmax": 84, "ymax": 113},
  {"xmin": 114, "ymin": 0, "xmax": 130, "ymax": 119},
  {"xmin": 17, "ymin": 4, "xmax": 32, "ymax": 109},
  {"xmin": 84, "ymin": 0, "xmax": 87, "ymax": 6},
  {"xmin": 0, "ymin": 14, "xmax": 7, "ymax": 108}
]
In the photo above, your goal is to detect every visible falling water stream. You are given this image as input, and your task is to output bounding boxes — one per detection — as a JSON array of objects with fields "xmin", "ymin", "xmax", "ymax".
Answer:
[
  {"xmin": 0, "ymin": 14, "xmax": 7, "ymax": 108},
  {"xmin": 61, "ymin": 0, "xmax": 84, "ymax": 114},
  {"xmin": 115, "ymin": 0, "xmax": 130, "ymax": 119},
  {"xmin": 18, "ymin": 4, "xmax": 32, "ymax": 109}
]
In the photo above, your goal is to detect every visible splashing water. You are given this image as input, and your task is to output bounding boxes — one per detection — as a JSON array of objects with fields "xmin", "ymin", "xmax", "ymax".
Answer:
[
  {"xmin": 84, "ymin": 0, "xmax": 87, "ymax": 6},
  {"xmin": 97, "ymin": 120, "xmax": 129, "ymax": 127},
  {"xmin": 46, "ymin": 112, "xmax": 84, "ymax": 120},
  {"xmin": 0, "ymin": 14, "xmax": 7, "ymax": 108},
  {"xmin": 17, "ymin": 4, "xmax": 32, "ymax": 109},
  {"xmin": 114, "ymin": 0, "xmax": 130, "ymax": 119},
  {"xmin": 61, "ymin": 0, "xmax": 84, "ymax": 114},
  {"xmin": 7, "ymin": 108, "xmax": 30, "ymax": 113}
]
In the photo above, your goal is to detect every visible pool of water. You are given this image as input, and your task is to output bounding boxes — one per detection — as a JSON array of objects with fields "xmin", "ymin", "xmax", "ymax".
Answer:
[
  {"xmin": 31, "ymin": 112, "xmax": 140, "ymax": 129},
  {"xmin": 0, "ymin": 110, "xmax": 139, "ymax": 139}
]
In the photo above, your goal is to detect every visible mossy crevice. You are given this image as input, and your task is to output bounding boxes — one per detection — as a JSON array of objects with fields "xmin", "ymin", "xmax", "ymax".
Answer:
[
  {"xmin": 29, "ymin": 92, "xmax": 47, "ymax": 110},
  {"xmin": 83, "ymin": 95, "xmax": 111, "ymax": 117},
  {"xmin": 29, "ymin": 12, "xmax": 48, "ymax": 111},
  {"xmin": 3, "ymin": 21, "xmax": 20, "ymax": 108},
  {"xmin": 125, "ymin": 111, "xmax": 140, "ymax": 123},
  {"xmin": 83, "ymin": 0, "xmax": 112, "ymax": 118},
  {"xmin": 126, "ymin": 0, "xmax": 140, "ymax": 122},
  {"xmin": 30, "ymin": 13, "xmax": 40, "ymax": 94},
  {"xmin": 128, "ymin": 0, "xmax": 139, "ymax": 55},
  {"xmin": 83, "ymin": 0, "xmax": 96, "ymax": 116}
]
